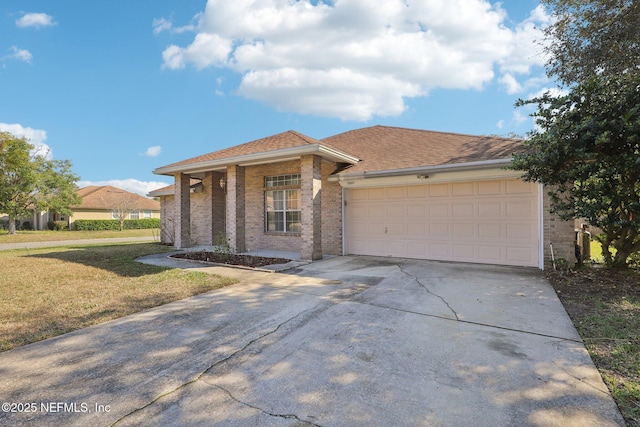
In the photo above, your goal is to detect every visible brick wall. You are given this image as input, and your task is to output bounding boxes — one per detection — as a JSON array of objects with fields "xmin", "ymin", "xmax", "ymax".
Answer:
[
  {"xmin": 226, "ymin": 165, "xmax": 246, "ymax": 252},
  {"xmin": 301, "ymin": 155, "xmax": 322, "ymax": 260},
  {"xmin": 160, "ymin": 159, "xmax": 345, "ymax": 256},
  {"xmin": 159, "ymin": 195, "xmax": 175, "ymax": 244},
  {"xmin": 188, "ymin": 172, "xmax": 226, "ymax": 246},
  {"xmin": 321, "ymin": 162, "xmax": 343, "ymax": 255},
  {"xmin": 190, "ymin": 174, "xmax": 213, "ymax": 245},
  {"xmin": 542, "ymin": 187, "xmax": 576, "ymax": 267}
]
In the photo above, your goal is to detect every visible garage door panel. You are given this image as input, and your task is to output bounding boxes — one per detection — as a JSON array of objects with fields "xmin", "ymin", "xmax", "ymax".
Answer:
[
  {"xmin": 429, "ymin": 184, "xmax": 449, "ymax": 197},
  {"xmin": 478, "ymin": 201, "xmax": 502, "ymax": 217},
  {"xmin": 408, "ymin": 223, "xmax": 427, "ymax": 236},
  {"xmin": 428, "ymin": 203, "xmax": 449, "ymax": 217},
  {"xmin": 506, "ymin": 246, "xmax": 536, "ymax": 263},
  {"xmin": 478, "ymin": 223, "xmax": 502, "ymax": 239},
  {"xmin": 347, "ymin": 180, "xmax": 539, "ymax": 267},
  {"xmin": 428, "ymin": 242, "xmax": 451, "ymax": 258},
  {"xmin": 506, "ymin": 200, "xmax": 535, "ymax": 217},
  {"xmin": 428, "ymin": 223, "xmax": 450, "ymax": 237},
  {"xmin": 506, "ymin": 180, "xmax": 535, "ymax": 194},
  {"xmin": 453, "ymin": 244, "xmax": 475, "ymax": 259},
  {"xmin": 387, "ymin": 222, "xmax": 406, "ymax": 236},
  {"xmin": 407, "ymin": 203, "xmax": 426, "ymax": 217},
  {"xmin": 453, "ymin": 223, "xmax": 475, "ymax": 237},
  {"xmin": 452, "ymin": 202, "xmax": 475, "ymax": 217},
  {"xmin": 479, "ymin": 181, "xmax": 502, "ymax": 195},
  {"xmin": 452, "ymin": 182, "xmax": 474, "ymax": 196},
  {"xmin": 407, "ymin": 185, "xmax": 427, "ymax": 198},
  {"xmin": 506, "ymin": 223, "xmax": 534, "ymax": 239}
]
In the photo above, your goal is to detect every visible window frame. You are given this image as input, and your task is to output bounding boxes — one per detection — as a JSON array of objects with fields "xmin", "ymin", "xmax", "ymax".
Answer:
[{"xmin": 264, "ymin": 174, "xmax": 301, "ymax": 234}]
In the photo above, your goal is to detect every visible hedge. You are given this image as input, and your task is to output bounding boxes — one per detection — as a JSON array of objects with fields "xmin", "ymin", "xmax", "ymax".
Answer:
[{"xmin": 73, "ymin": 218, "xmax": 160, "ymax": 231}]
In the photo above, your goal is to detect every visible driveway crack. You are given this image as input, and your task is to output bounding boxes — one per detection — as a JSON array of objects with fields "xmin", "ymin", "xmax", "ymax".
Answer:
[
  {"xmin": 396, "ymin": 262, "xmax": 459, "ymax": 321},
  {"xmin": 110, "ymin": 307, "xmax": 316, "ymax": 426},
  {"xmin": 213, "ymin": 384, "xmax": 324, "ymax": 426}
]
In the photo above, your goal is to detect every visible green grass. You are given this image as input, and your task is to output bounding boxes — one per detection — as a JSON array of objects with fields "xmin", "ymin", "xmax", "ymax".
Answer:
[
  {"xmin": 578, "ymin": 297, "xmax": 640, "ymax": 425},
  {"xmin": 0, "ymin": 228, "xmax": 159, "ymax": 244},
  {"xmin": 0, "ymin": 242, "xmax": 237, "ymax": 352}
]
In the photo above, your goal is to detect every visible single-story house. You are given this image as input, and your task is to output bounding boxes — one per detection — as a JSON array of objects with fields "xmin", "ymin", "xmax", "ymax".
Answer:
[
  {"xmin": 66, "ymin": 186, "xmax": 160, "ymax": 229},
  {"xmin": 149, "ymin": 125, "xmax": 575, "ymax": 269}
]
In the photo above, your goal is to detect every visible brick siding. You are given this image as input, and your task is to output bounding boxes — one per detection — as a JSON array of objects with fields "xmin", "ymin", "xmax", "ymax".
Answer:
[{"xmin": 542, "ymin": 187, "xmax": 576, "ymax": 267}]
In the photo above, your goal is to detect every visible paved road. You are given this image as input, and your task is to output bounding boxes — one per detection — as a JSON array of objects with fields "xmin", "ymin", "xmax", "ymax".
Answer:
[
  {"xmin": 0, "ymin": 236, "xmax": 156, "ymax": 251},
  {"xmin": 0, "ymin": 255, "xmax": 625, "ymax": 426}
]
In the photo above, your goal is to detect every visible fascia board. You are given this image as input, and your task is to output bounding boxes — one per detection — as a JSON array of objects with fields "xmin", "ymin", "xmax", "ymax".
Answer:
[
  {"xmin": 332, "ymin": 158, "xmax": 513, "ymax": 181},
  {"xmin": 153, "ymin": 144, "xmax": 359, "ymax": 176}
]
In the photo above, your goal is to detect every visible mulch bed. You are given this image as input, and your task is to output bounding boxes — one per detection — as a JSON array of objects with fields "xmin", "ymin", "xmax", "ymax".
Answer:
[
  {"xmin": 546, "ymin": 266, "xmax": 640, "ymax": 319},
  {"xmin": 172, "ymin": 251, "xmax": 292, "ymax": 268}
]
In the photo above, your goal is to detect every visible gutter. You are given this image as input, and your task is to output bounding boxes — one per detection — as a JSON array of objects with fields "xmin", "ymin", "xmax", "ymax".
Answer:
[{"xmin": 328, "ymin": 158, "xmax": 513, "ymax": 182}]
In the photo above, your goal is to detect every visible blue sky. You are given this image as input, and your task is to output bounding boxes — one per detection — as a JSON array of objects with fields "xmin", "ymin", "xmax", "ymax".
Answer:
[{"xmin": 1, "ymin": 0, "xmax": 554, "ymax": 196}]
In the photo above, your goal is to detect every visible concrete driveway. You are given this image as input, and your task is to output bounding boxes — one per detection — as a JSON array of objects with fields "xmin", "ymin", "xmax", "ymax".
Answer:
[{"xmin": 0, "ymin": 256, "xmax": 624, "ymax": 426}]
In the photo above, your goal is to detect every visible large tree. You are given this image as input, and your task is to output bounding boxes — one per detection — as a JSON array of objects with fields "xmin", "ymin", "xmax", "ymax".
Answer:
[
  {"xmin": 0, "ymin": 132, "xmax": 81, "ymax": 234},
  {"xmin": 512, "ymin": 76, "xmax": 640, "ymax": 267},
  {"xmin": 542, "ymin": 0, "xmax": 640, "ymax": 85},
  {"xmin": 512, "ymin": 0, "xmax": 640, "ymax": 267}
]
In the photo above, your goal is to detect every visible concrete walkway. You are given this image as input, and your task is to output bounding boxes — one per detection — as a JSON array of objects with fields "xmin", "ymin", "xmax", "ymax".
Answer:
[
  {"xmin": 0, "ymin": 256, "xmax": 625, "ymax": 426},
  {"xmin": 0, "ymin": 236, "xmax": 156, "ymax": 251}
]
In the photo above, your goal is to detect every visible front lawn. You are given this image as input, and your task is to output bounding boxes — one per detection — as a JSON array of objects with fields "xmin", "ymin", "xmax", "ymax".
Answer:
[
  {"xmin": 548, "ymin": 267, "xmax": 640, "ymax": 426},
  {"xmin": 0, "ymin": 228, "xmax": 159, "ymax": 244},
  {"xmin": 0, "ymin": 243, "xmax": 237, "ymax": 352}
]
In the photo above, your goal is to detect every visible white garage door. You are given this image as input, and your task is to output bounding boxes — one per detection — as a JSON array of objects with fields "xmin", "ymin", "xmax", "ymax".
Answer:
[{"xmin": 346, "ymin": 179, "xmax": 540, "ymax": 267}]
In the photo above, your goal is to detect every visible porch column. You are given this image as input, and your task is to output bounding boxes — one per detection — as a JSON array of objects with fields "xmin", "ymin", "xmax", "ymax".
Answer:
[
  {"xmin": 301, "ymin": 155, "xmax": 322, "ymax": 260},
  {"xmin": 174, "ymin": 173, "xmax": 191, "ymax": 249},
  {"xmin": 225, "ymin": 165, "xmax": 246, "ymax": 252},
  {"xmin": 210, "ymin": 171, "xmax": 226, "ymax": 242}
]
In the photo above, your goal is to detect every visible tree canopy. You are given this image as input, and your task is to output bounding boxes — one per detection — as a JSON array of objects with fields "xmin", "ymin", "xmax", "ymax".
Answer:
[
  {"xmin": 541, "ymin": 0, "xmax": 640, "ymax": 85},
  {"xmin": 511, "ymin": 0, "xmax": 640, "ymax": 268},
  {"xmin": 513, "ymin": 76, "xmax": 640, "ymax": 267},
  {"xmin": 0, "ymin": 132, "xmax": 81, "ymax": 234}
]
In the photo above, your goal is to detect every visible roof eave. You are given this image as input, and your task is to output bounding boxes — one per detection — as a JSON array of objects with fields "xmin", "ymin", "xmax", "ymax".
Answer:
[
  {"xmin": 153, "ymin": 144, "xmax": 360, "ymax": 176},
  {"xmin": 329, "ymin": 158, "xmax": 513, "ymax": 181}
]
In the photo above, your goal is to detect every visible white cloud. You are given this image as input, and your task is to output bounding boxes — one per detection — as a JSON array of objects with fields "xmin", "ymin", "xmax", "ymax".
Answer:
[
  {"xmin": 152, "ymin": 14, "xmax": 201, "ymax": 35},
  {"xmin": 16, "ymin": 13, "xmax": 56, "ymax": 29},
  {"xmin": 499, "ymin": 73, "xmax": 522, "ymax": 95},
  {"xmin": 0, "ymin": 122, "xmax": 51, "ymax": 158},
  {"xmin": 6, "ymin": 46, "xmax": 33, "ymax": 63},
  {"xmin": 160, "ymin": 0, "xmax": 551, "ymax": 121},
  {"xmin": 496, "ymin": 119, "xmax": 505, "ymax": 129},
  {"xmin": 144, "ymin": 146, "xmax": 162, "ymax": 157},
  {"xmin": 77, "ymin": 179, "xmax": 171, "ymax": 197}
]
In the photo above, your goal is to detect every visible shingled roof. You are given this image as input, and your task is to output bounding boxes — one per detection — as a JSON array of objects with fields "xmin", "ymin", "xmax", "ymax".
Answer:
[
  {"xmin": 153, "ymin": 125, "xmax": 524, "ymax": 178},
  {"xmin": 74, "ymin": 186, "xmax": 160, "ymax": 210},
  {"xmin": 322, "ymin": 125, "xmax": 524, "ymax": 175},
  {"xmin": 157, "ymin": 130, "xmax": 327, "ymax": 171}
]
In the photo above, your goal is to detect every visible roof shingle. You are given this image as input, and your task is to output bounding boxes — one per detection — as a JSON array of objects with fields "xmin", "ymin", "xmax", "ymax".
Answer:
[
  {"xmin": 321, "ymin": 125, "xmax": 524, "ymax": 175},
  {"xmin": 159, "ymin": 130, "xmax": 322, "ymax": 170},
  {"xmin": 74, "ymin": 186, "xmax": 160, "ymax": 210}
]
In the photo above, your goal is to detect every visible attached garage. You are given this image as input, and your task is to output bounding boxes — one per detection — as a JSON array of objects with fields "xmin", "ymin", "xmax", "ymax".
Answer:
[{"xmin": 345, "ymin": 179, "xmax": 541, "ymax": 268}]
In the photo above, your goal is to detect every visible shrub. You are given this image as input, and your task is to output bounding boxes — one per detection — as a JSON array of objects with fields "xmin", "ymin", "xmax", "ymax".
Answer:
[{"xmin": 73, "ymin": 218, "xmax": 160, "ymax": 231}]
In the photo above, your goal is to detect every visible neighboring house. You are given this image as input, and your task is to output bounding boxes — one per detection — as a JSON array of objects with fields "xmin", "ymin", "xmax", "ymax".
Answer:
[
  {"xmin": 67, "ymin": 186, "xmax": 160, "ymax": 229},
  {"xmin": 149, "ymin": 125, "xmax": 575, "ymax": 269}
]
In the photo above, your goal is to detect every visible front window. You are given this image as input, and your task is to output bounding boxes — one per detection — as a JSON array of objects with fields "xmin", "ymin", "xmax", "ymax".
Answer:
[
  {"xmin": 143, "ymin": 210, "xmax": 152, "ymax": 219},
  {"xmin": 265, "ymin": 174, "xmax": 301, "ymax": 233},
  {"xmin": 129, "ymin": 210, "xmax": 140, "ymax": 220}
]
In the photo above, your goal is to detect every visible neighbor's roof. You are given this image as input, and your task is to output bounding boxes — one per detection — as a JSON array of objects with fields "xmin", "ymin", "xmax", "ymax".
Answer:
[
  {"xmin": 74, "ymin": 186, "xmax": 160, "ymax": 210},
  {"xmin": 322, "ymin": 125, "xmax": 525, "ymax": 175},
  {"xmin": 153, "ymin": 130, "xmax": 360, "ymax": 176}
]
